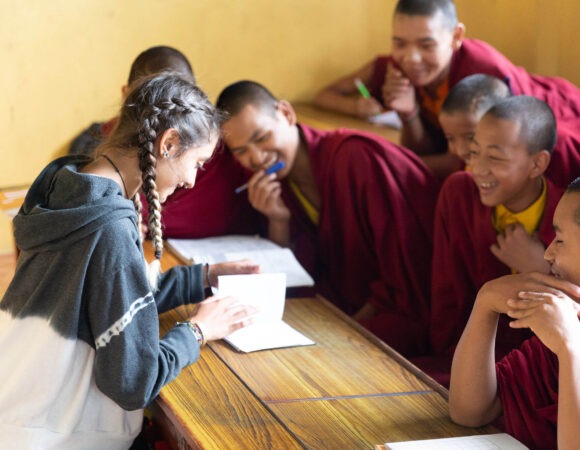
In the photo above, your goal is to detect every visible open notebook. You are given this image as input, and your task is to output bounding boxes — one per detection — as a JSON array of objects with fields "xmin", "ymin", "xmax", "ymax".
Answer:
[
  {"xmin": 218, "ymin": 273, "xmax": 315, "ymax": 353},
  {"xmin": 381, "ymin": 433, "xmax": 528, "ymax": 449},
  {"xmin": 166, "ymin": 235, "xmax": 314, "ymax": 288}
]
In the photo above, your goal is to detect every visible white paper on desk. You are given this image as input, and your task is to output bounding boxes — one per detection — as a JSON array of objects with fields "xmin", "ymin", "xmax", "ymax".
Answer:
[
  {"xmin": 218, "ymin": 273, "xmax": 315, "ymax": 353},
  {"xmin": 165, "ymin": 235, "xmax": 314, "ymax": 288},
  {"xmin": 385, "ymin": 433, "xmax": 528, "ymax": 450},
  {"xmin": 368, "ymin": 110, "xmax": 402, "ymax": 129}
]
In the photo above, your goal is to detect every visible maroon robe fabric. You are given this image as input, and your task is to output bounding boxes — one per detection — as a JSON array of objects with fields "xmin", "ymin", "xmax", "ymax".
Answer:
[
  {"xmin": 140, "ymin": 142, "xmax": 261, "ymax": 238},
  {"xmin": 428, "ymin": 172, "xmax": 563, "ymax": 372},
  {"xmin": 283, "ymin": 124, "xmax": 439, "ymax": 356},
  {"xmin": 550, "ymin": 121, "xmax": 580, "ymax": 189},
  {"xmin": 368, "ymin": 38, "xmax": 580, "ymax": 153},
  {"xmin": 496, "ymin": 336, "xmax": 558, "ymax": 450}
]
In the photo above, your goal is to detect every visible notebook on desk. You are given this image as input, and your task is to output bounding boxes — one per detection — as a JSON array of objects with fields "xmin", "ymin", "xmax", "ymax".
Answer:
[
  {"xmin": 165, "ymin": 235, "xmax": 314, "ymax": 288},
  {"xmin": 378, "ymin": 433, "xmax": 528, "ymax": 449},
  {"xmin": 218, "ymin": 273, "xmax": 315, "ymax": 353}
]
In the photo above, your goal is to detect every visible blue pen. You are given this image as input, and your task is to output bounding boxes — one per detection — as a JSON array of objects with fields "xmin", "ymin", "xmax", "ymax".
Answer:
[{"xmin": 235, "ymin": 161, "xmax": 285, "ymax": 194}]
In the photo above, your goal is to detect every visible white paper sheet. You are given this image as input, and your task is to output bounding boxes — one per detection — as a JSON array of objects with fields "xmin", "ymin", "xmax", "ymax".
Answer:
[
  {"xmin": 217, "ymin": 273, "xmax": 315, "ymax": 352},
  {"xmin": 385, "ymin": 433, "xmax": 528, "ymax": 450},
  {"xmin": 166, "ymin": 235, "xmax": 314, "ymax": 287}
]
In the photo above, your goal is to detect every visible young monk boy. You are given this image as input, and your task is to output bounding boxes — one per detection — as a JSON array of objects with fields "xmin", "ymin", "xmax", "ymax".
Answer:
[
  {"xmin": 70, "ymin": 45, "xmax": 258, "ymax": 238},
  {"xmin": 449, "ymin": 178, "xmax": 580, "ymax": 449},
  {"xmin": 216, "ymin": 80, "xmax": 439, "ymax": 356},
  {"xmin": 315, "ymin": 0, "xmax": 580, "ymax": 169},
  {"xmin": 438, "ymin": 73, "xmax": 510, "ymax": 166},
  {"xmin": 440, "ymin": 73, "xmax": 580, "ymax": 188},
  {"xmin": 426, "ymin": 96, "xmax": 565, "ymax": 384}
]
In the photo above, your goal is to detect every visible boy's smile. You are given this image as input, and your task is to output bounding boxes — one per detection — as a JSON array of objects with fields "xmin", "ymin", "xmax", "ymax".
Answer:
[
  {"xmin": 470, "ymin": 116, "xmax": 543, "ymax": 213},
  {"xmin": 221, "ymin": 103, "xmax": 297, "ymax": 179},
  {"xmin": 391, "ymin": 11, "xmax": 463, "ymax": 88}
]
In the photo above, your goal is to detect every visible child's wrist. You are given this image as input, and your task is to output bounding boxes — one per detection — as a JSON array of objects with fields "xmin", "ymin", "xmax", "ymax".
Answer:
[{"xmin": 399, "ymin": 104, "xmax": 420, "ymax": 123}]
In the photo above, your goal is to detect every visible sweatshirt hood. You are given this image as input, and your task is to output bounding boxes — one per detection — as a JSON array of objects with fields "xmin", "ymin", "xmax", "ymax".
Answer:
[{"xmin": 14, "ymin": 155, "xmax": 138, "ymax": 252}]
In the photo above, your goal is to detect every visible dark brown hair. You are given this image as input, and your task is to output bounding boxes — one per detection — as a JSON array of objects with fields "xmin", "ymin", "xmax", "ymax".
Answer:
[{"xmin": 104, "ymin": 73, "xmax": 222, "ymax": 260}]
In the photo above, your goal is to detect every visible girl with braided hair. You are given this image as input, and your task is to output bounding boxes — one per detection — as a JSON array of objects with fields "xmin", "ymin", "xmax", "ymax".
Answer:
[{"xmin": 0, "ymin": 73, "xmax": 259, "ymax": 449}]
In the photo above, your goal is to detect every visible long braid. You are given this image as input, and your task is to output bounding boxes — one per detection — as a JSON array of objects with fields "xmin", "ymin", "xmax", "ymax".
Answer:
[
  {"xmin": 136, "ymin": 109, "xmax": 164, "ymax": 260},
  {"xmin": 104, "ymin": 73, "xmax": 223, "ymax": 289},
  {"xmin": 132, "ymin": 193, "xmax": 144, "ymax": 242}
]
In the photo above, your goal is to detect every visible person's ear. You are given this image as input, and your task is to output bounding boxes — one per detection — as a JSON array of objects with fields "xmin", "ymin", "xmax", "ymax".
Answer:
[
  {"xmin": 158, "ymin": 129, "xmax": 182, "ymax": 159},
  {"xmin": 530, "ymin": 150, "xmax": 551, "ymax": 178},
  {"xmin": 452, "ymin": 22, "xmax": 466, "ymax": 51},
  {"xmin": 121, "ymin": 84, "xmax": 130, "ymax": 101},
  {"xmin": 276, "ymin": 100, "xmax": 297, "ymax": 126}
]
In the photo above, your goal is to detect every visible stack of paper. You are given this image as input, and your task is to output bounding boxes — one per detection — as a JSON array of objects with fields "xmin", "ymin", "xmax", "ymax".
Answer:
[
  {"xmin": 166, "ymin": 235, "xmax": 314, "ymax": 288},
  {"xmin": 218, "ymin": 273, "xmax": 315, "ymax": 353}
]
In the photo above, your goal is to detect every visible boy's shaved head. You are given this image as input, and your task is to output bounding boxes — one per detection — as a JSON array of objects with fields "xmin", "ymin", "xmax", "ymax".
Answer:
[
  {"xmin": 216, "ymin": 80, "xmax": 279, "ymax": 119},
  {"xmin": 128, "ymin": 46, "xmax": 195, "ymax": 86},
  {"xmin": 394, "ymin": 0, "xmax": 458, "ymax": 29},
  {"xmin": 484, "ymin": 96, "xmax": 556, "ymax": 155},
  {"xmin": 442, "ymin": 74, "xmax": 511, "ymax": 117}
]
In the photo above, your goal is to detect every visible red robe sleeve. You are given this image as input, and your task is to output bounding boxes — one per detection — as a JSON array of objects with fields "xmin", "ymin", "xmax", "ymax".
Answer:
[
  {"xmin": 549, "ymin": 120, "xmax": 580, "ymax": 189},
  {"xmin": 286, "ymin": 125, "xmax": 439, "ymax": 356},
  {"xmin": 450, "ymin": 39, "xmax": 580, "ymax": 123},
  {"xmin": 496, "ymin": 336, "xmax": 558, "ymax": 450},
  {"xmin": 368, "ymin": 39, "xmax": 580, "ymax": 154},
  {"xmin": 140, "ymin": 142, "xmax": 261, "ymax": 239}
]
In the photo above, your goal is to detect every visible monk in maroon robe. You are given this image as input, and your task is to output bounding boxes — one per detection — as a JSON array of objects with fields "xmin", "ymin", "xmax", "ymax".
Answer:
[
  {"xmin": 368, "ymin": 39, "xmax": 580, "ymax": 131},
  {"xmin": 449, "ymin": 179, "xmax": 580, "ymax": 449},
  {"xmin": 314, "ymin": 0, "xmax": 580, "ymax": 173},
  {"xmin": 424, "ymin": 97, "xmax": 565, "ymax": 387},
  {"xmin": 217, "ymin": 80, "xmax": 439, "ymax": 356},
  {"xmin": 429, "ymin": 172, "xmax": 562, "ymax": 355},
  {"xmin": 550, "ymin": 120, "xmax": 580, "ymax": 189}
]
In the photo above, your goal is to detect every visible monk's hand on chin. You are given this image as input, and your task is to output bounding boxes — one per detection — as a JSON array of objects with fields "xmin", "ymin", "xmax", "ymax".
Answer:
[
  {"xmin": 490, "ymin": 224, "xmax": 550, "ymax": 274},
  {"xmin": 506, "ymin": 289, "xmax": 580, "ymax": 356}
]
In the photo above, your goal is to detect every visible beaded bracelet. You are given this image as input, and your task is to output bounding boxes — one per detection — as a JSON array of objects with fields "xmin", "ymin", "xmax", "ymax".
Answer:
[{"xmin": 177, "ymin": 321, "xmax": 206, "ymax": 347}]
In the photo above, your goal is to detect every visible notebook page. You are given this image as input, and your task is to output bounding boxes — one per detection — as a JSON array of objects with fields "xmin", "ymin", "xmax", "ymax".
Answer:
[{"xmin": 385, "ymin": 433, "xmax": 528, "ymax": 450}]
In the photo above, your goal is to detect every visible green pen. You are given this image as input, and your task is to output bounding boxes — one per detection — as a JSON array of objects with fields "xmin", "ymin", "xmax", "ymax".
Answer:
[{"xmin": 354, "ymin": 78, "xmax": 371, "ymax": 99}]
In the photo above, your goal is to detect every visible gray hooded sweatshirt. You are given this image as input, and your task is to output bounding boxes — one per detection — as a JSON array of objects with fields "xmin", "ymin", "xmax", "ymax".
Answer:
[{"xmin": 0, "ymin": 156, "xmax": 205, "ymax": 449}]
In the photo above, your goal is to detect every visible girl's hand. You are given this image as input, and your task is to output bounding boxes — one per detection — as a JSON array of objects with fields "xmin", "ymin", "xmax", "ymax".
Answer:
[
  {"xmin": 191, "ymin": 295, "xmax": 258, "ymax": 341},
  {"xmin": 208, "ymin": 259, "xmax": 260, "ymax": 288}
]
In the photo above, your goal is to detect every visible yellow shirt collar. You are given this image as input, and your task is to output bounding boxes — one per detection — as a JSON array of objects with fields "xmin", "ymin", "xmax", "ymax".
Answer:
[
  {"xmin": 493, "ymin": 177, "xmax": 547, "ymax": 235},
  {"xmin": 289, "ymin": 180, "xmax": 319, "ymax": 225}
]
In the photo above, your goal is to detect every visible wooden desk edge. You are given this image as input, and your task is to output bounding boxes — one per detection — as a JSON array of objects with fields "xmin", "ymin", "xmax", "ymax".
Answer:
[{"xmin": 313, "ymin": 293, "xmax": 449, "ymax": 400}]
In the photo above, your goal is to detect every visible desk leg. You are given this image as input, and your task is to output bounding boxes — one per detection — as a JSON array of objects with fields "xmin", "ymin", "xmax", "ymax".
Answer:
[{"xmin": 149, "ymin": 401, "xmax": 195, "ymax": 450}]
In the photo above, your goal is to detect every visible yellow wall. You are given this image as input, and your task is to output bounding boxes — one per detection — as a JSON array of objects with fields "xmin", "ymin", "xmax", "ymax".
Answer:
[
  {"xmin": 0, "ymin": 0, "xmax": 394, "ymax": 253},
  {"xmin": 2, "ymin": 0, "xmax": 580, "ymax": 253},
  {"xmin": 455, "ymin": 0, "xmax": 580, "ymax": 86}
]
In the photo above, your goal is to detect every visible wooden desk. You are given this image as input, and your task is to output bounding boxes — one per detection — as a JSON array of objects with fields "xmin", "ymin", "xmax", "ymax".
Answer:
[
  {"xmin": 149, "ymin": 241, "xmax": 494, "ymax": 449},
  {"xmin": 293, "ymin": 102, "xmax": 401, "ymax": 144},
  {"xmin": 0, "ymin": 186, "xmax": 27, "ymax": 257}
]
